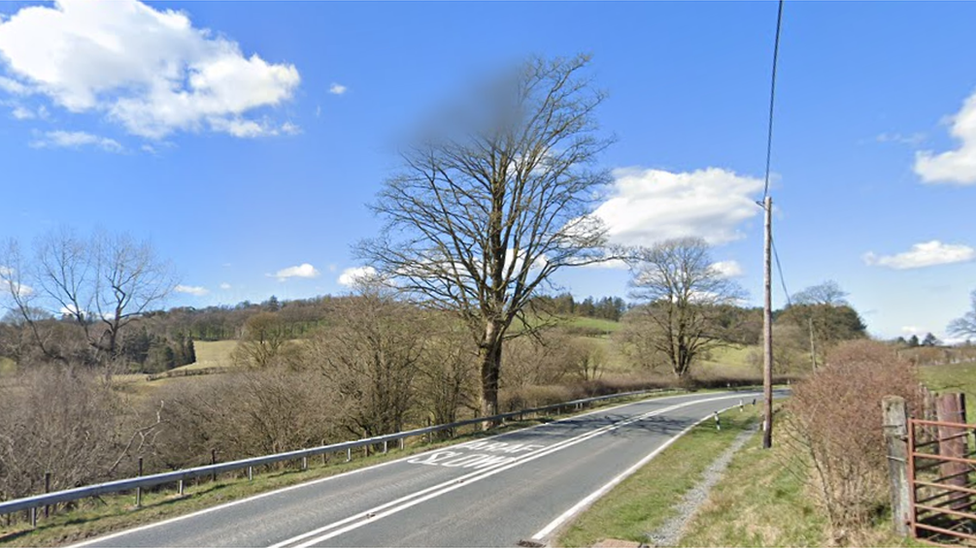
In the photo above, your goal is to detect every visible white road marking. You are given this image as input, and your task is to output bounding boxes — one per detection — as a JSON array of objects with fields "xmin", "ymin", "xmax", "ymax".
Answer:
[
  {"xmin": 270, "ymin": 433, "xmax": 596, "ymax": 547},
  {"xmin": 277, "ymin": 394, "xmax": 754, "ymax": 548},
  {"xmin": 530, "ymin": 402, "xmax": 743, "ymax": 542},
  {"xmin": 67, "ymin": 390, "xmax": 706, "ymax": 548}
]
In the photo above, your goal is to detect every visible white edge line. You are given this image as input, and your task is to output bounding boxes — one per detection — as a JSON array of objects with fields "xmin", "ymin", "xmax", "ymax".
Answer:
[
  {"xmin": 288, "ymin": 393, "xmax": 755, "ymax": 548},
  {"xmin": 70, "ymin": 390, "xmax": 699, "ymax": 548},
  {"xmin": 288, "ymin": 399, "xmax": 704, "ymax": 548},
  {"xmin": 531, "ymin": 401, "xmax": 746, "ymax": 542}
]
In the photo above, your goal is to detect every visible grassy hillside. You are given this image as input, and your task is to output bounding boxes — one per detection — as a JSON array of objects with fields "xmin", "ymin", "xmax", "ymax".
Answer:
[
  {"xmin": 918, "ymin": 360, "xmax": 976, "ymax": 421},
  {"xmin": 170, "ymin": 339, "xmax": 238, "ymax": 372},
  {"xmin": 698, "ymin": 344, "xmax": 760, "ymax": 378},
  {"xmin": 563, "ymin": 316, "xmax": 621, "ymax": 334}
]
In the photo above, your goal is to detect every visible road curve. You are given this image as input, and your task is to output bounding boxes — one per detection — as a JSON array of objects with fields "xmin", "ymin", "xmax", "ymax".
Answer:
[{"xmin": 75, "ymin": 390, "xmax": 771, "ymax": 548}]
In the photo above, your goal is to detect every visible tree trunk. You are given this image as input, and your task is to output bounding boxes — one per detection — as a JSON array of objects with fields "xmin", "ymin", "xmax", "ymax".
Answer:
[{"xmin": 479, "ymin": 322, "xmax": 503, "ymax": 429}]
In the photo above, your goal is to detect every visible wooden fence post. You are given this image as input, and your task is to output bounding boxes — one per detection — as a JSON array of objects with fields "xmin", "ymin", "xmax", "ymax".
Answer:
[
  {"xmin": 935, "ymin": 393, "xmax": 969, "ymax": 511},
  {"xmin": 882, "ymin": 395, "xmax": 911, "ymax": 537}
]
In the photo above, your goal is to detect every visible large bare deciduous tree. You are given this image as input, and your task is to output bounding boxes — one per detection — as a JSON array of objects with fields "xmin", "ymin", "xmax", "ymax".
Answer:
[
  {"xmin": 358, "ymin": 55, "xmax": 613, "ymax": 420},
  {"xmin": 949, "ymin": 290, "xmax": 976, "ymax": 340},
  {"xmin": 1, "ymin": 228, "xmax": 176, "ymax": 367},
  {"xmin": 626, "ymin": 237, "xmax": 745, "ymax": 378}
]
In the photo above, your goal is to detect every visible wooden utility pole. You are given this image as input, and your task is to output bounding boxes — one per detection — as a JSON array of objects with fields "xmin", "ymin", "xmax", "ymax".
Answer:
[{"xmin": 762, "ymin": 196, "xmax": 774, "ymax": 449}]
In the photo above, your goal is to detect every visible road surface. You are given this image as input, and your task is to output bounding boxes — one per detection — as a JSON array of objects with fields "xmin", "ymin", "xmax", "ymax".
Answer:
[{"xmin": 76, "ymin": 390, "xmax": 772, "ymax": 548}]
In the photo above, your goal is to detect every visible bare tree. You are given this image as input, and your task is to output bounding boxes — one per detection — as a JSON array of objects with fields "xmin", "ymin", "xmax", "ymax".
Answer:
[
  {"xmin": 948, "ymin": 290, "xmax": 976, "ymax": 339},
  {"xmin": 358, "ymin": 54, "xmax": 613, "ymax": 420},
  {"xmin": 627, "ymin": 237, "xmax": 745, "ymax": 378},
  {"xmin": 416, "ymin": 316, "xmax": 479, "ymax": 436},
  {"xmin": 303, "ymin": 288, "xmax": 427, "ymax": 438},
  {"xmin": 233, "ymin": 312, "xmax": 291, "ymax": 368},
  {"xmin": 2, "ymin": 228, "xmax": 176, "ymax": 367},
  {"xmin": 791, "ymin": 280, "xmax": 849, "ymax": 306}
]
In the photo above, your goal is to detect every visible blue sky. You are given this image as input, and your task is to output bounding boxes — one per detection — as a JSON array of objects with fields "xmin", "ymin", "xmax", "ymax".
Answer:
[{"xmin": 1, "ymin": 1, "xmax": 976, "ymax": 341}]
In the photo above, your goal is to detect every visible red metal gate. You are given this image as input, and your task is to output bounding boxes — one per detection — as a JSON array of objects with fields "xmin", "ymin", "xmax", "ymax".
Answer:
[{"xmin": 908, "ymin": 416, "xmax": 976, "ymax": 545}]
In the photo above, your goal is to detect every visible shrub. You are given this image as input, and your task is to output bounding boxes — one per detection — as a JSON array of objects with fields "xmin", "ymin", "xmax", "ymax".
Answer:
[
  {"xmin": 784, "ymin": 340, "xmax": 922, "ymax": 543},
  {"xmin": 0, "ymin": 367, "xmax": 130, "ymax": 501}
]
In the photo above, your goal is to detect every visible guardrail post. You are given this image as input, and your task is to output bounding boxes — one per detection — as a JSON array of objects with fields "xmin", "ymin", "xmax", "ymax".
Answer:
[
  {"xmin": 382, "ymin": 440, "xmax": 388, "ymax": 454},
  {"xmin": 301, "ymin": 456, "xmax": 308, "ymax": 471},
  {"xmin": 247, "ymin": 466, "xmax": 253, "ymax": 481},
  {"xmin": 44, "ymin": 472, "xmax": 51, "ymax": 518},
  {"xmin": 0, "ymin": 388, "xmax": 659, "ymax": 522},
  {"xmin": 882, "ymin": 395, "xmax": 911, "ymax": 536},
  {"xmin": 136, "ymin": 458, "xmax": 143, "ymax": 508},
  {"xmin": 30, "ymin": 507, "xmax": 36, "ymax": 528}
]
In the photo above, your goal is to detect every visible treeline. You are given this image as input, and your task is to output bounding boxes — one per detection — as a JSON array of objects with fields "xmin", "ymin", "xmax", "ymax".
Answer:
[
  {"xmin": 148, "ymin": 295, "xmax": 341, "ymax": 341},
  {"xmin": 0, "ymin": 317, "xmax": 197, "ymax": 374},
  {"xmin": 0, "ymin": 290, "xmax": 650, "ymax": 504},
  {"xmin": 536, "ymin": 293, "xmax": 628, "ymax": 321}
]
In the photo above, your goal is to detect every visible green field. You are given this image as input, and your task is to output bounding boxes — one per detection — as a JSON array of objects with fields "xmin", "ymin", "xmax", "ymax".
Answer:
[
  {"xmin": 698, "ymin": 344, "xmax": 759, "ymax": 377},
  {"xmin": 562, "ymin": 316, "xmax": 622, "ymax": 334},
  {"xmin": 918, "ymin": 360, "xmax": 976, "ymax": 420},
  {"xmin": 171, "ymin": 340, "xmax": 238, "ymax": 371}
]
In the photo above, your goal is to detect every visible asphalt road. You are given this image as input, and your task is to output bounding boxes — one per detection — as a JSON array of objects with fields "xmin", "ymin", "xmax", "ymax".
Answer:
[{"xmin": 76, "ymin": 390, "xmax": 772, "ymax": 548}]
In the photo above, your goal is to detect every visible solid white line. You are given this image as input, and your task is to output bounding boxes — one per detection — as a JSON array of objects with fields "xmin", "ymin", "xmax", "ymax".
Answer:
[
  {"xmin": 269, "ymin": 420, "xmax": 616, "ymax": 548},
  {"xmin": 273, "ymin": 400, "xmax": 679, "ymax": 548},
  {"xmin": 530, "ymin": 400, "xmax": 750, "ymax": 541},
  {"xmin": 287, "ymin": 394, "xmax": 750, "ymax": 548},
  {"xmin": 70, "ymin": 390, "xmax": 712, "ymax": 548}
]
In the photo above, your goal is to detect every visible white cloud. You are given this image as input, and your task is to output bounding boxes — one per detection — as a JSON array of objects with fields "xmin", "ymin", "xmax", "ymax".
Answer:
[
  {"xmin": 915, "ymin": 90, "xmax": 976, "ymax": 184},
  {"xmin": 30, "ymin": 130, "xmax": 123, "ymax": 152},
  {"xmin": 0, "ymin": 75, "xmax": 28, "ymax": 95},
  {"xmin": 328, "ymin": 83, "xmax": 347, "ymax": 95},
  {"xmin": 338, "ymin": 266, "xmax": 377, "ymax": 287},
  {"xmin": 901, "ymin": 326, "xmax": 920, "ymax": 335},
  {"xmin": 0, "ymin": 0, "xmax": 300, "ymax": 139},
  {"xmin": 271, "ymin": 263, "xmax": 320, "ymax": 281},
  {"xmin": 219, "ymin": 282, "xmax": 231, "ymax": 290},
  {"xmin": 11, "ymin": 105, "xmax": 32, "ymax": 119},
  {"xmin": 592, "ymin": 167, "xmax": 764, "ymax": 249},
  {"xmin": 0, "ymin": 266, "xmax": 33, "ymax": 297},
  {"xmin": 174, "ymin": 284, "xmax": 208, "ymax": 296},
  {"xmin": 876, "ymin": 132, "xmax": 925, "ymax": 146},
  {"xmin": 711, "ymin": 260, "xmax": 744, "ymax": 278},
  {"xmin": 863, "ymin": 240, "xmax": 975, "ymax": 270},
  {"xmin": 208, "ymin": 118, "xmax": 300, "ymax": 138}
]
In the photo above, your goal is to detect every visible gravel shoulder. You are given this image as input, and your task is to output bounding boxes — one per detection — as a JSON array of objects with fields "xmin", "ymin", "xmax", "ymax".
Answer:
[{"xmin": 645, "ymin": 423, "xmax": 758, "ymax": 547}]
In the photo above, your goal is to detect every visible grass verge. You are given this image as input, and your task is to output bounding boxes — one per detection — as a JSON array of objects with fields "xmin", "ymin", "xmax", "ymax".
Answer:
[
  {"xmin": 676, "ymin": 424, "xmax": 828, "ymax": 547},
  {"xmin": 556, "ymin": 405, "xmax": 761, "ymax": 547},
  {"xmin": 678, "ymin": 419, "xmax": 925, "ymax": 548},
  {"xmin": 0, "ymin": 390, "xmax": 680, "ymax": 548}
]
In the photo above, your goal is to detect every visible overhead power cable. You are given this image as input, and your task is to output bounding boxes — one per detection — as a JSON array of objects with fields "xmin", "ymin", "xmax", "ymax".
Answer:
[
  {"xmin": 762, "ymin": 0, "xmax": 785, "ymax": 200},
  {"xmin": 771, "ymin": 236, "xmax": 792, "ymax": 308}
]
